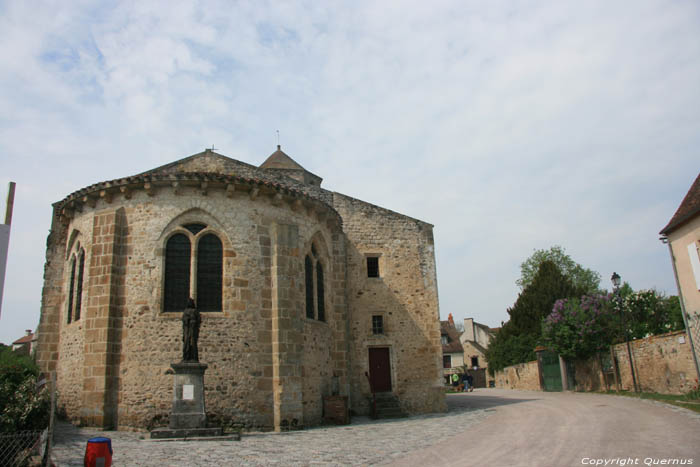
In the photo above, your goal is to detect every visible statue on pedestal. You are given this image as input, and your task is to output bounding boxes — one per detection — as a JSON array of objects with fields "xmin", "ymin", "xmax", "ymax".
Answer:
[{"xmin": 182, "ymin": 298, "xmax": 201, "ymax": 362}]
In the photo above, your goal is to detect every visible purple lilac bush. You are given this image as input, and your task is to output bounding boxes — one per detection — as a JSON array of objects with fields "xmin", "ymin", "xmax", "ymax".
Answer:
[{"xmin": 541, "ymin": 294, "xmax": 619, "ymax": 359}]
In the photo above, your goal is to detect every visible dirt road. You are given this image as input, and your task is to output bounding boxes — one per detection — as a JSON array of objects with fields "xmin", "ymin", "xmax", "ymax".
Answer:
[{"xmin": 388, "ymin": 389, "xmax": 700, "ymax": 467}]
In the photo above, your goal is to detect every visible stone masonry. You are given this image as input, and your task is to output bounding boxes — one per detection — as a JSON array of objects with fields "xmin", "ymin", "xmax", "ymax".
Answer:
[
  {"xmin": 494, "ymin": 330, "xmax": 697, "ymax": 394},
  {"xmin": 35, "ymin": 147, "xmax": 445, "ymax": 431}
]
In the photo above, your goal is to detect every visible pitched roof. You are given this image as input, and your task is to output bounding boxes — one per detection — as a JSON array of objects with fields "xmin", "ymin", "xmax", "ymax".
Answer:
[
  {"xmin": 12, "ymin": 332, "xmax": 34, "ymax": 345},
  {"xmin": 463, "ymin": 340, "xmax": 487, "ymax": 356},
  {"xmin": 660, "ymin": 173, "xmax": 700, "ymax": 235},
  {"xmin": 259, "ymin": 146, "xmax": 307, "ymax": 171},
  {"xmin": 440, "ymin": 321, "xmax": 464, "ymax": 354}
]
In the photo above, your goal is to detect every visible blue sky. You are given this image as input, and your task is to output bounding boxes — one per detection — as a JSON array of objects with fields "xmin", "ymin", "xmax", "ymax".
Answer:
[{"xmin": 0, "ymin": 0, "xmax": 698, "ymax": 344}]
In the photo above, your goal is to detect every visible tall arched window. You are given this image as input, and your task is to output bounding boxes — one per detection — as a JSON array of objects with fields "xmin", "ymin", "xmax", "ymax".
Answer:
[
  {"xmin": 305, "ymin": 255, "xmax": 314, "ymax": 319},
  {"xmin": 67, "ymin": 256, "xmax": 76, "ymax": 324},
  {"xmin": 304, "ymin": 242, "xmax": 327, "ymax": 322},
  {"xmin": 164, "ymin": 233, "xmax": 191, "ymax": 312},
  {"xmin": 163, "ymin": 226, "xmax": 224, "ymax": 313},
  {"xmin": 75, "ymin": 249, "xmax": 85, "ymax": 321},
  {"xmin": 197, "ymin": 234, "xmax": 222, "ymax": 312},
  {"xmin": 316, "ymin": 262, "xmax": 325, "ymax": 322}
]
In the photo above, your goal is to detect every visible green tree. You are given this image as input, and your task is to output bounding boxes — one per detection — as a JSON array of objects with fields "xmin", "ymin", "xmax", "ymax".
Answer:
[
  {"xmin": 541, "ymin": 294, "xmax": 619, "ymax": 359},
  {"xmin": 486, "ymin": 260, "xmax": 581, "ymax": 374},
  {"xmin": 619, "ymin": 290, "xmax": 685, "ymax": 339},
  {"xmin": 517, "ymin": 245, "xmax": 600, "ymax": 293},
  {"xmin": 485, "ymin": 322, "xmax": 538, "ymax": 376},
  {"xmin": 0, "ymin": 345, "xmax": 50, "ymax": 432}
]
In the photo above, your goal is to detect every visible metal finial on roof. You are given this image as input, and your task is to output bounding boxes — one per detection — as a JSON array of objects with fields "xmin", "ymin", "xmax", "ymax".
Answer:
[{"xmin": 276, "ymin": 129, "xmax": 280, "ymax": 147}]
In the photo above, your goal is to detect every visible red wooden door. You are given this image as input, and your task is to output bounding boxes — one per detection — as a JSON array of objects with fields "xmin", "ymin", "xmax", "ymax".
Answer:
[{"xmin": 368, "ymin": 347, "xmax": 392, "ymax": 392}]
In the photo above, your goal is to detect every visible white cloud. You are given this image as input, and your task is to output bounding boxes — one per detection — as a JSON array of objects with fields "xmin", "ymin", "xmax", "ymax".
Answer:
[{"xmin": 0, "ymin": 0, "xmax": 698, "ymax": 342}]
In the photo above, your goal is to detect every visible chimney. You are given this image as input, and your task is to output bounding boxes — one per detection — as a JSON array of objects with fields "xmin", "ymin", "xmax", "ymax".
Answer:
[
  {"xmin": 448, "ymin": 313, "xmax": 454, "ymax": 326},
  {"xmin": 25, "ymin": 329, "xmax": 32, "ymax": 336}
]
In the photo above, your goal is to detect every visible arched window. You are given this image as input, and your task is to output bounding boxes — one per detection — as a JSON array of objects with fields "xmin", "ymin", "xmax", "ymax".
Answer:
[
  {"xmin": 197, "ymin": 234, "xmax": 222, "ymax": 312},
  {"xmin": 67, "ymin": 256, "xmax": 76, "ymax": 324},
  {"xmin": 304, "ymin": 241, "xmax": 327, "ymax": 322},
  {"xmin": 163, "ymin": 226, "xmax": 224, "ymax": 313},
  {"xmin": 164, "ymin": 233, "xmax": 191, "ymax": 312},
  {"xmin": 316, "ymin": 262, "xmax": 325, "ymax": 322},
  {"xmin": 75, "ymin": 249, "xmax": 85, "ymax": 321},
  {"xmin": 305, "ymin": 255, "xmax": 314, "ymax": 319}
]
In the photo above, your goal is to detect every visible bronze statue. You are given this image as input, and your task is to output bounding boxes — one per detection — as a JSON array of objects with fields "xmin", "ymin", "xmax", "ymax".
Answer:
[{"xmin": 182, "ymin": 298, "xmax": 201, "ymax": 362}]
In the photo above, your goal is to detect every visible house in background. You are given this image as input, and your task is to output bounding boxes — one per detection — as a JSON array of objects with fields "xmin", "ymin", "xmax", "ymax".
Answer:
[
  {"xmin": 460, "ymin": 318, "xmax": 496, "ymax": 388},
  {"xmin": 460, "ymin": 318, "xmax": 495, "ymax": 371},
  {"xmin": 660, "ymin": 172, "xmax": 700, "ymax": 380},
  {"xmin": 440, "ymin": 314, "xmax": 464, "ymax": 385},
  {"xmin": 12, "ymin": 329, "xmax": 35, "ymax": 356}
]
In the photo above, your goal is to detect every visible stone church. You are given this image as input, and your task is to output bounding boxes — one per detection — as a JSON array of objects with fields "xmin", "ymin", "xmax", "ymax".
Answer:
[{"xmin": 36, "ymin": 146, "xmax": 446, "ymax": 431}]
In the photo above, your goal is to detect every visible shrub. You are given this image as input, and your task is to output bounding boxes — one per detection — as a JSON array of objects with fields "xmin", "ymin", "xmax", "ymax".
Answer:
[
  {"xmin": 541, "ymin": 294, "xmax": 619, "ymax": 360},
  {"xmin": 0, "ymin": 346, "xmax": 50, "ymax": 432}
]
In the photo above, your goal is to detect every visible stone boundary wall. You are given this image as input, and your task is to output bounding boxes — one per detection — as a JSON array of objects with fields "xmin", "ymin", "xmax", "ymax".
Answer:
[
  {"xmin": 493, "ymin": 360, "xmax": 540, "ymax": 390},
  {"xmin": 493, "ymin": 331, "xmax": 698, "ymax": 394},
  {"xmin": 576, "ymin": 330, "xmax": 698, "ymax": 395}
]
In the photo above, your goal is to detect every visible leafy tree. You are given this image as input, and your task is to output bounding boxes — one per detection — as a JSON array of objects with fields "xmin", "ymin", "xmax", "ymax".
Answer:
[
  {"xmin": 517, "ymin": 245, "xmax": 600, "ymax": 293},
  {"xmin": 486, "ymin": 260, "xmax": 580, "ymax": 374},
  {"xmin": 485, "ymin": 322, "xmax": 538, "ymax": 376},
  {"xmin": 541, "ymin": 294, "xmax": 619, "ymax": 359},
  {"xmin": 618, "ymin": 290, "xmax": 685, "ymax": 339},
  {"xmin": 0, "ymin": 345, "xmax": 50, "ymax": 432},
  {"xmin": 542, "ymin": 290, "xmax": 686, "ymax": 361}
]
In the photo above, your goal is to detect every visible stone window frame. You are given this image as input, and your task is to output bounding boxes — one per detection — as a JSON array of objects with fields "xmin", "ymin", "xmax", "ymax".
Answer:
[
  {"xmin": 365, "ymin": 253, "xmax": 381, "ymax": 278},
  {"xmin": 371, "ymin": 315, "xmax": 384, "ymax": 335},
  {"xmin": 161, "ymin": 226, "xmax": 225, "ymax": 313},
  {"xmin": 303, "ymin": 235, "xmax": 330, "ymax": 323},
  {"xmin": 64, "ymin": 238, "xmax": 86, "ymax": 325}
]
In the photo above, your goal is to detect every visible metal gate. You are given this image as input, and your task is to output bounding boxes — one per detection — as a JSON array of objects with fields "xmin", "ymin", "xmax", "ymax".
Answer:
[{"xmin": 540, "ymin": 350, "xmax": 562, "ymax": 391}]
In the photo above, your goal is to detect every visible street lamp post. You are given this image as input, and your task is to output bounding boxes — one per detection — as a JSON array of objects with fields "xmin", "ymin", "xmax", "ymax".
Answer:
[{"xmin": 612, "ymin": 272, "xmax": 639, "ymax": 393}]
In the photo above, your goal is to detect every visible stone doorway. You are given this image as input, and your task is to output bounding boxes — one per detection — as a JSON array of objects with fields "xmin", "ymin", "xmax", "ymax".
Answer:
[{"xmin": 368, "ymin": 347, "xmax": 392, "ymax": 392}]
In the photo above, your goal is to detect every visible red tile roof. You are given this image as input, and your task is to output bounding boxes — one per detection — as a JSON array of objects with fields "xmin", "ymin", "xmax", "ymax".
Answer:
[
  {"xmin": 12, "ymin": 333, "xmax": 34, "ymax": 345},
  {"xmin": 440, "ymin": 321, "xmax": 463, "ymax": 353},
  {"xmin": 660, "ymin": 173, "xmax": 700, "ymax": 235}
]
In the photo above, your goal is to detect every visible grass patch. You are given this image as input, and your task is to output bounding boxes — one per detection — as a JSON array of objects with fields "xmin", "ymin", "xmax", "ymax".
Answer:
[{"xmin": 600, "ymin": 389, "xmax": 700, "ymax": 414}]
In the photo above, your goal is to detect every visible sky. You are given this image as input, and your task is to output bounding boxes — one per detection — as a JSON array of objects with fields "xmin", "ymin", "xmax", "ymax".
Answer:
[{"xmin": 0, "ymin": 0, "xmax": 698, "ymax": 345}]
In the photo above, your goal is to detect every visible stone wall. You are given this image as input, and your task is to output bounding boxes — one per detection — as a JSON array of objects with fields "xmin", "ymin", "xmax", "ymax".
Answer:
[
  {"xmin": 494, "ymin": 331, "xmax": 698, "ymax": 395},
  {"xmin": 609, "ymin": 331, "xmax": 697, "ymax": 394},
  {"xmin": 37, "ymin": 150, "xmax": 445, "ymax": 431},
  {"xmin": 493, "ymin": 361, "xmax": 540, "ymax": 390},
  {"xmin": 43, "ymin": 178, "xmax": 345, "ymax": 430},
  {"xmin": 332, "ymin": 193, "xmax": 446, "ymax": 416}
]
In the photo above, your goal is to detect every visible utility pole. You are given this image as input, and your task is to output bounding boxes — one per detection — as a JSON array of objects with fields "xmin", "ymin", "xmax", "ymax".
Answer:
[{"xmin": 0, "ymin": 182, "xmax": 16, "ymax": 318}]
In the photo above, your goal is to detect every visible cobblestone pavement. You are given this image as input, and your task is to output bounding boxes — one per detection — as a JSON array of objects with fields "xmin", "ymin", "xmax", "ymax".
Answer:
[{"xmin": 51, "ymin": 391, "xmax": 492, "ymax": 466}]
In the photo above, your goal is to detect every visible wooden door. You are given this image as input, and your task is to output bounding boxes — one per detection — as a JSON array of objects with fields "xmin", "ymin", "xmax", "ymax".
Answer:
[{"xmin": 368, "ymin": 347, "xmax": 392, "ymax": 392}]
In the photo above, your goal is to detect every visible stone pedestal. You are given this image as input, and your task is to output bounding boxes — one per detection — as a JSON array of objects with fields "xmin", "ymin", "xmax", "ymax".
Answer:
[
  {"xmin": 150, "ymin": 362, "xmax": 227, "ymax": 439},
  {"xmin": 169, "ymin": 362, "xmax": 207, "ymax": 429}
]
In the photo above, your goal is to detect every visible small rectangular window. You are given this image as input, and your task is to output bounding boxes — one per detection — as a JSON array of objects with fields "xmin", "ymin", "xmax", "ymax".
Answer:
[
  {"xmin": 443, "ymin": 355, "xmax": 452, "ymax": 369},
  {"xmin": 372, "ymin": 315, "xmax": 384, "ymax": 335},
  {"xmin": 367, "ymin": 256, "xmax": 379, "ymax": 278},
  {"xmin": 471, "ymin": 356, "xmax": 479, "ymax": 368}
]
